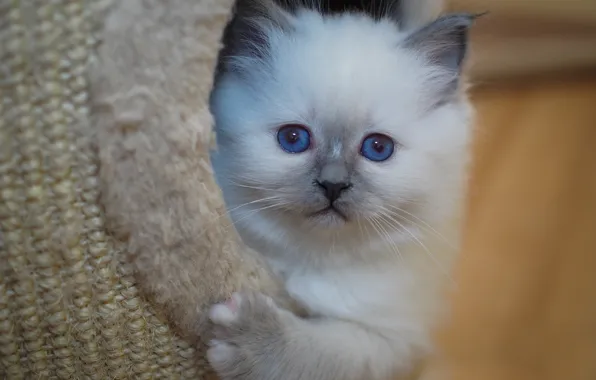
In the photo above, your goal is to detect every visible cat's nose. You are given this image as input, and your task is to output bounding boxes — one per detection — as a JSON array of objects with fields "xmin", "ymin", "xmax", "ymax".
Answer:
[{"xmin": 317, "ymin": 181, "xmax": 351, "ymax": 203}]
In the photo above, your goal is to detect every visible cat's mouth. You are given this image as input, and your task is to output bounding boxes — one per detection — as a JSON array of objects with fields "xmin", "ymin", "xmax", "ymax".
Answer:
[{"xmin": 308, "ymin": 205, "xmax": 348, "ymax": 221}]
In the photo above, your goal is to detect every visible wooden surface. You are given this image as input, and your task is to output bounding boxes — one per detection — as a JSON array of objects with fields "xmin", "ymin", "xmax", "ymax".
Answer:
[{"xmin": 424, "ymin": 74, "xmax": 596, "ymax": 380}]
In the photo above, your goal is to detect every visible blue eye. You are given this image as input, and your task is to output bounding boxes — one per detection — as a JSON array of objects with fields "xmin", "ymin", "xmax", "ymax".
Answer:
[
  {"xmin": 277, "ymin": 124, "xmax": 311, "ymax": 153},
  {"xmin": 360, "ymin": 133, "xmax": 395, "ymax": 162}
]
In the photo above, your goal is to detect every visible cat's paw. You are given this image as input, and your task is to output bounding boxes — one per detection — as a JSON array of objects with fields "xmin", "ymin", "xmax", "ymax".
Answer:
[{"xmin": 207, "ymin": 291, "xmax": 289, "ymax": 380}]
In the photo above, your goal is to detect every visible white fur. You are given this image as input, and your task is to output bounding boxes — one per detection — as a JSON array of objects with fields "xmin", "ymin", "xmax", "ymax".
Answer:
[{"xmin": 211, "ymin": 6, "xmax": 472, "ymax": 379}]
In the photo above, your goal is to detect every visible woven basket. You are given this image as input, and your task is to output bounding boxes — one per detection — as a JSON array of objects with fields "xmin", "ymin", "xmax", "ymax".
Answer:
[{"xmin": 0, "ymin": 1, "xmax": 286, "ymax": 378}]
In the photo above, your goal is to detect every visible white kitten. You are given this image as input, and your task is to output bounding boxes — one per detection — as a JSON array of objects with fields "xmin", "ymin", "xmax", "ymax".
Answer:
[{"xmin": 209, "ymin": 0, "xmax": 475, "ymax": 379}]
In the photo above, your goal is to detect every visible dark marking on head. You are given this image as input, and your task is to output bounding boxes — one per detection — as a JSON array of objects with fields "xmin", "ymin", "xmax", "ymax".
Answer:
[
  {"xmin": 214, "ymin": 0, "xmax": 412, "ymax": 80},
  {"xmin": 214, "ymin": 0, "xmax": 293, "ymax": 80},
  {"xmin": 277, "ymin": 0, "xmax": 405, "ymax": 21}
]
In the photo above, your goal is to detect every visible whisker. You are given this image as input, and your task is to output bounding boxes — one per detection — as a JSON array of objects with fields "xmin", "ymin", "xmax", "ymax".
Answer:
[
  {"xmin": 226, "ymin": 178, "xmax": 285, "ymax": 193},
  {"xmin": 228, "ymin": 182, "xmax": 276, "ymax": 192},
  {"xmin": 194, "ymin": 196, "xmax": 284, "ymax": 238},
  {"xmin": 356, "ymin": 213, "xmax": 366, "ymax": 240},
  {"xmin": 377, "ymin": 208, "xmax": 454, "ymax": 283},
  {"xmin": 362, "ymin": 218, "xmax": 374, "ymax": 246},
  {"xmin": 384, "ymin": 204, "xmax": 456, "ymax": 250},
  {"xmin": 377, "ymin": 216, "xmax": 406, "ymax": 265},
  {"xmin": 225, "ymin": 195, "xmax": 284, "ymax": 215},
  {"xmin": 367, "ymin": 215, "xmax": 404, "ymax": 264},
  {"xmin": 229, "ymin": 174, "xmax": 280, "ymax": 187},
  {"xmin": 225, "ymin": 201, "xmax": 292, "ymax": 231}
]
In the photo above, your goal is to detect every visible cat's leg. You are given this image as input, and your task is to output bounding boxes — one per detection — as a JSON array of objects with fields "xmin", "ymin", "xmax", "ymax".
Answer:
[{"xmin": 207, "ymin": 291, "xmax": 410, "ymax": 380}]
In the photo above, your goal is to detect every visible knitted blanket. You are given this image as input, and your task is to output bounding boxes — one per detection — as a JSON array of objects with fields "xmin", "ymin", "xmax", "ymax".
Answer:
[{"xmin": 0, "ymin": 1, "xmax": 287, "ymax": 378}]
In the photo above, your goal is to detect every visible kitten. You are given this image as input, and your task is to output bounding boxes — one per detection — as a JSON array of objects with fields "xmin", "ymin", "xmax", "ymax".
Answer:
[{"xmin": 208, "ymin": 0, "xmax": 475, "ymax": 379}]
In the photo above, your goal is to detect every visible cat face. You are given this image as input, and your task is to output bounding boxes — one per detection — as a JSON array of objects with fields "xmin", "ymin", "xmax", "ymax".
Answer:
[{"xmin": 211, "ymin": 1, "xmax": 474, "ymax": 235}]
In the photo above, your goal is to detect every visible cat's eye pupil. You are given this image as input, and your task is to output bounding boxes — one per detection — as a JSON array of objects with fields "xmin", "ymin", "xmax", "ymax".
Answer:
[
  {"xmin": 373, "ymin": 141, "xmax": 384, "ymax": 153},
  {"xmin": 360, "ymin": 133, "xmax": 395, "ymax": 162},
  {"xmin": 286, "ymin": 131, "xmax": 299, "ymax": 144},
  {"xmin": 277, "ymin": 124, "xmax": 311, "ymax": 153}
]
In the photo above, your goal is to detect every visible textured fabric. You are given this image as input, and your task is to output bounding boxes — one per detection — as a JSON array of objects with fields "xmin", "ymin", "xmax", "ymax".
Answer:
[{"xmin": 0, "ymin": 1, "xmax": 218, "ymax": 378}]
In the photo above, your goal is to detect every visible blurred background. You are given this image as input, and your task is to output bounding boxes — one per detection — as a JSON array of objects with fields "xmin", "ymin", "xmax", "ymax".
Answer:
[
  {"xmin": 446, "ymin": 0, "xmax": 596, "ymax": 125},
  {"xmin": 428, "ymin": 3, "xmax": 596, "ymax": 379},
  {"xmin": 445, "ymin": 0, "xmax": 596, "ymax": 170},
  {"xmin": 449, "ymin": 0, "xmax": 596, "ymax": 81}
]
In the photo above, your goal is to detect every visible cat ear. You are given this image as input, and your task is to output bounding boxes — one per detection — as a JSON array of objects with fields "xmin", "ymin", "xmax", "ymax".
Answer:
[
  {"xmin": 403, "ymin": 13, "xmax": 477, "ymax": 74},
  {"xmin": 401, "ymin": 13, "xmax": 479, "ymax": 103},
  {"xmin": 391, "ymin": 0, "xmax": 445, "ymax": 31}
]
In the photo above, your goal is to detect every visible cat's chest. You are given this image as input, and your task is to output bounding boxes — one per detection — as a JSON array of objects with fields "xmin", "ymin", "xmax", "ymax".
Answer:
[{"xmin": 277, "ymin": 262, "xmax": 420, "ymax": 330}]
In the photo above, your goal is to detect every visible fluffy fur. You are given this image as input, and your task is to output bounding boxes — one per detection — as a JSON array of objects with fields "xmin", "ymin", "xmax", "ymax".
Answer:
[
  {"xmin": 92, "ymin": 0, "xmax": 294, "ymax": 346},
  {"xmin": 209, "ymin": 0, "xmax": 475, "ymax": 378}
]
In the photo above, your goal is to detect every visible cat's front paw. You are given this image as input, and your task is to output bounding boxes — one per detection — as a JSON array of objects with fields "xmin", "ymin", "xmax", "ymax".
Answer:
[{"xmin": 208, "ymin": 291, "xmax": 290, "ymax": 380}]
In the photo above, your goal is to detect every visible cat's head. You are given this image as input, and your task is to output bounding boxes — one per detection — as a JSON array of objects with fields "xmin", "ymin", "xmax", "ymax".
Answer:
[{"xmin": 210, "ymin": 0, "xmax": 475, "ymax": 238}]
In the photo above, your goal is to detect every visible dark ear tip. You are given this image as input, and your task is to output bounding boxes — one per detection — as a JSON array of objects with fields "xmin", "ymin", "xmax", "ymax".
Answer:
[
  {"xmin": 454, "ymin": 10, "xmax": 490, "ymax": 23},
  {"xmin": 472, "ymin": 10, "xmax": 490, "ymax": 20},
  {"xmin": 431, "ymin": 12, "xmax": 482, "ymax": 30}
]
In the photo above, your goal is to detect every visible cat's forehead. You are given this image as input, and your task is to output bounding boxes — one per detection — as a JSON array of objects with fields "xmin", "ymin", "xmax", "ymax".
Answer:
[
  {"xmin": 266, "ymin": 13, "xmax": 429, "ymax": 127},
  {"xmin": 273, "ymin": 15, "xmax": 409, "ymax": 88}
]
